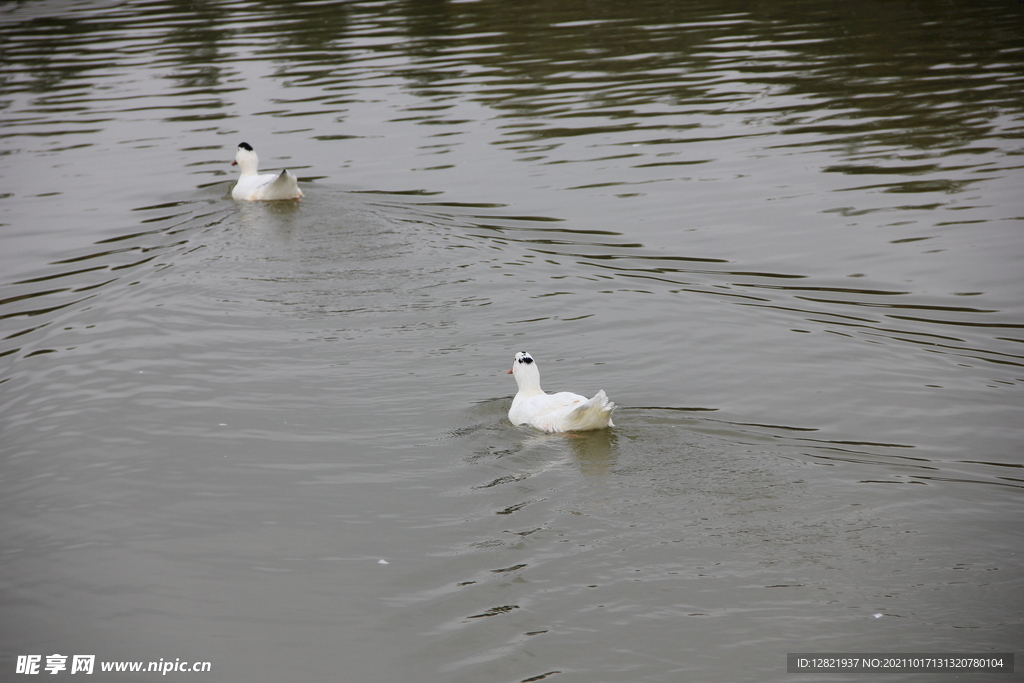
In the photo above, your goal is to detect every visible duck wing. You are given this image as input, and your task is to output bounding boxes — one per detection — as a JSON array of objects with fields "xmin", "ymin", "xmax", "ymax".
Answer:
[
  {"xmin": 256, "ymin": 169, "xmax": 303, "ymax": 200},
  {"xmin": 560, "ymin": 389, "xmax": 615, "ymax": 432},
  {"xmin": 513, "ymin": 390, "xmax": 615, "ymax": 433}
]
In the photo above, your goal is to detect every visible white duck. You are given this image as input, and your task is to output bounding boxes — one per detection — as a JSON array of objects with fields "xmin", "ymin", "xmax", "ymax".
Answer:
[
  {"xmin": 507, "ymin": 351, "xmax": 615, "ymax": 433},
  {"xmin": 231, "ymin": 142, "xmax": 303, "ymax": 201}
]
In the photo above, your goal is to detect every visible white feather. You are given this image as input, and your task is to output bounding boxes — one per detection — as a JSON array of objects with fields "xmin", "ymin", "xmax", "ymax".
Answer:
[
  {"xmin": 231, "ymin": 142, "xmax": 303, "ymax": 201},
  {"xmin": 507, "ymin": 351, "xmax": 615, "ymax": 432}
]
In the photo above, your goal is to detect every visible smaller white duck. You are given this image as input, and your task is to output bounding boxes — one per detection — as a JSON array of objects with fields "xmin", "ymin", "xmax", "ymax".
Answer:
[
  {"xmin": 507, "ymin": 351, "xmax": 615, "ymax": 433},
  {"xmin": 231, "ymin": 142, "xmax": 303, "ymax": 201}
]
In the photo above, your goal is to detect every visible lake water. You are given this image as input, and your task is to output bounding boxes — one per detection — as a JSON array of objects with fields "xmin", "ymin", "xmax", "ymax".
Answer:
[{"xmin": 2, "ymin": 1, "xmax": 1022, "ymax": 681}]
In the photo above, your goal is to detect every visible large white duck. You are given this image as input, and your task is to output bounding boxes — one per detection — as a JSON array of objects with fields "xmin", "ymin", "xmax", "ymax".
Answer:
[
  {"xmin": 231, "ymin": 142, "xmax": 303, "ymax": 201},
  {"xmin": 507, "ymin": 351, "xmax": 615, "ymax": 433}
]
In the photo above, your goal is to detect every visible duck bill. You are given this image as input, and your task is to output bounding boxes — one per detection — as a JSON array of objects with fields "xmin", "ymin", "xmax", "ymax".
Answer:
[{"xmin": 507, "ymin": 368, "xmax": 513, "ymax": 374}]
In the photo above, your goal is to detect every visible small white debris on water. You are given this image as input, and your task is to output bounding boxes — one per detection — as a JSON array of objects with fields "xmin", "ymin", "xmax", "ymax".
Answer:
[{"xmin": 873, "ymin": 613, "xmax": 883, "ymax": 618}]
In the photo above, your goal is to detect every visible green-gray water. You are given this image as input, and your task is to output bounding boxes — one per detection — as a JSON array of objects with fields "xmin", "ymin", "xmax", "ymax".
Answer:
[{"xmin": 2, "ymin": 1, "xmax": 1022, "ymax": 681}]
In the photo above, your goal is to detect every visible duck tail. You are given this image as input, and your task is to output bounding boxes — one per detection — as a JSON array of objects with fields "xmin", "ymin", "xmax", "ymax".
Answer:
[
  {"xmin": 262, "ymin": 169, "xmax": 303, "ymax": 200},
  {"xmin": 566, "ymin": 390, "xmax": 616, "ymax": 431}
]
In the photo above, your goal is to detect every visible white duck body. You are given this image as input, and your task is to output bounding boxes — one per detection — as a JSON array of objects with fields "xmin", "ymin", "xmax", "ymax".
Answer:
[
  {"xmin": 231, "ymin": 142, "xmax": 303, "ymax": 201},
  {"xmin": 507, "ymin": 351, "xmax": 615, "ymax": 433}
]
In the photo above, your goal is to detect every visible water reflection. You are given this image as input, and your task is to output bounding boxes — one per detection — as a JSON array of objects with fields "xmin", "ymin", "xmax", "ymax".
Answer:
[
  {"xmin": 504, "ymin": 428, "xmax": 620, "ymax": 476},
  {"xmin": 234, "ymin": 197, "xmax": 305, "ymax": 237}
]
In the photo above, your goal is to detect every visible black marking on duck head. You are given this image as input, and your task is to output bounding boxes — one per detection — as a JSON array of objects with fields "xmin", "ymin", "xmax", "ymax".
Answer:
[
  {"xmin": 238, "ymin": 142, "xmax": 253, "ymax": 151},
  {"xmin": 517, "ymin": 352, "xmax": 534, "ymax": 365}
]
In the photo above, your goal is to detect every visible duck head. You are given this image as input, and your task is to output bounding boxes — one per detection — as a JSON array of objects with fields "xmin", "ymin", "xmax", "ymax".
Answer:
[
  {"xmin": 508, "ymin": 351, "xmax": 543, "ymax": 393},
  {"xmin": 231, "ymin": 142, "xmax": 259, "ymax": 176}
]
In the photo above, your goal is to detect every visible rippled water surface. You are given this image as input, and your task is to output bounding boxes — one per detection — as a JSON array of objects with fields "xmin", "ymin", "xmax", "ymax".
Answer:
[{"xmin": 2, "ymin": 1, "xmax": 1023, "ymax": 681}]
